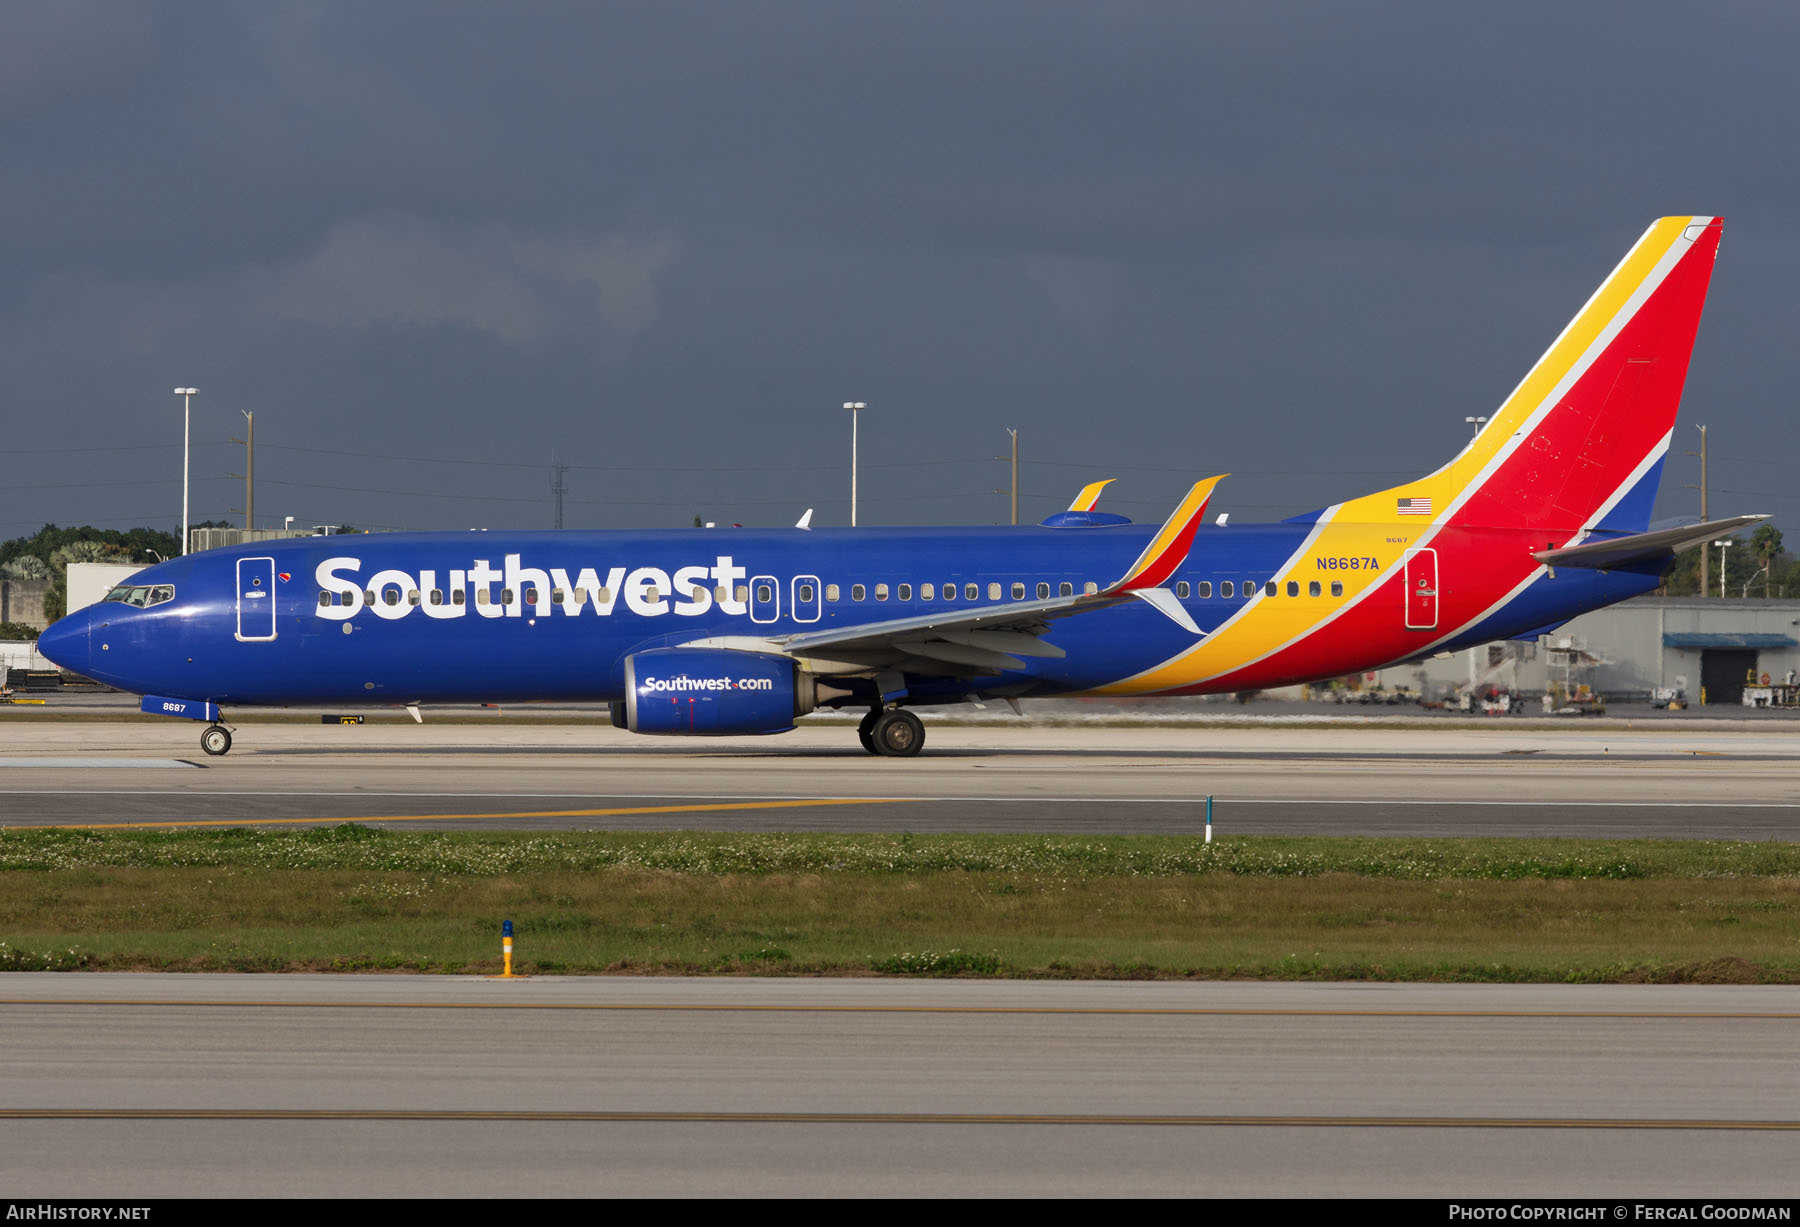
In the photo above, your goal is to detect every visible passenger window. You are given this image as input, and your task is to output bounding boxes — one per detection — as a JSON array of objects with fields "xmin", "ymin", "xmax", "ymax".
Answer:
[
  {"xmin": 522, "ymin": 588, "xmax": 538, "ymax": 605},
  {"xmin": 1286, "ymin": 581, "xmax": 1298, "ymax": 597},
  {"xmin": 1308, "ymin": 581, "xmax": 1321, "ymax": 597},
  {"xmin": 897, "ymin": 583, "xmax": 912, "ymax": 601},
  {"xmin": 1011, "ymin": 582, "xmax": 1025, "ymax": 600},
  {"xmin": 1244, "ymin": 585, "xmax": 1255, "ymax": 601},
  {"xmin": 385, "ymin": 589, "xmax": 402, "ymax": 607},
  {"xmin": 799, "ymin": 584, "xmax": 815, "ymax": 603},
  {"xmin": 1060, "ymin": 582, "xmax": 1073, "ymax": 597},
  {"xmin": 921, "ymin": 583, "xmax": 935, "ymax": 600},
  {"xmin": 1265, "ymin": 582, "xmax": 1278, "ymax": 597},
  {"xmin": 317, "ymin": 592, "xmax": 330, "ymax": 608},
  {"xmin": 942, "ymin": 584, "xmax": 956, "ymax": 602},
  {"xmin": 365, "ymin": 589, "xmax": 377, "ymax": 607},
  {"xmin": 1221, "ymin": 581, "xmax": 1235, "ymax": 598},
  {"xmin": 1331, "ymin": 581, "xmax": 1344, "ymax": 597},
  {"xmin": 826, "ymin": 584, "xmax": 840, "ymax": 602},
  {"xmin": 1037, "ymin": 582, "xmax": 1050, "ymax": 599},
  {"xmin": 988, "ymin": 583, "xmax": 1002, "ymax": 601},
  {"xmin": 1083, "ymin": 582, "xmax": 1098, "ymax": 595},
  {"xmin": 551, "ymin": 589, "xmax": 565, "ymax": 604},
  {"xmin": 852, "ymin": 584, "xmax": 866, "ymax": 601},
  {"xmin": 734, "ymin": 585, "xmax": 748, "ymax": 603},
  {"xmin": 408, "ymin": 590, "xmax": 421, "ymax": 606},
  {"xmin": 500, "ymin": 589, "xmax": 514, "ymax": 606},
  {"xmin": 755, "ymin": 583, "xmax": 773, "ymax": 603},
  {"xmin": 715, "ymin": 586, "xmax": 729, "ymax": 602},
  {"xmin": 1176, "ymin": 582, "xmax": 1190, "ymax": 599},
  {"xmin": 875, "ymin": 583, "xmax": 889, "ymax": 601},
  {"xmin": 966, "ymin": 583, "xmax": 979, "ymax": 600},
  {"xmin": 1197, "ymin": 581, "xmax": 1212, "ymax": 598},
  {"xmin": 475, "ymin": 590, "xmax": 489, "ymax": 607}
]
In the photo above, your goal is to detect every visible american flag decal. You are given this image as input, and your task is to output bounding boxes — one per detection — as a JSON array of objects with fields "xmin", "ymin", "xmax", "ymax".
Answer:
[{"xmin": 1396, "ymin": 497, "xmax": 1432, "ymax": 516}]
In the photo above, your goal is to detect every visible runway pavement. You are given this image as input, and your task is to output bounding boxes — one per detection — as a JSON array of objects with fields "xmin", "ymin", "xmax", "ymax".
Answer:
[
  {"xmin": 2, "ymin": 974, "xmax": 1797, "ymax": 1197},
  {"xmin": 2, "ymin": 717, "xmax": 1798, "ymax": 837}
]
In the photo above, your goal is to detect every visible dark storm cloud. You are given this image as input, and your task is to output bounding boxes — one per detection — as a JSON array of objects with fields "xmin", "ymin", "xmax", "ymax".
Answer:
[{"xmin": 3, "ymin": 1, "xmax": 1796, "ymax": 539}]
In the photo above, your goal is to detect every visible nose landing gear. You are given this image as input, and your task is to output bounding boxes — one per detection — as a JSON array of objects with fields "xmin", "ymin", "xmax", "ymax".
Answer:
[{"xmin": 200, "ymin": 724, "xmax": 233, "ymax": 757}]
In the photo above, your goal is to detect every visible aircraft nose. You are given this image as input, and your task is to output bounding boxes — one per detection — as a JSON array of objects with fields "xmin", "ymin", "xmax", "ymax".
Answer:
[{"xmin": 36, "ymin": 606, "xmax": 93, "ymax": 675}]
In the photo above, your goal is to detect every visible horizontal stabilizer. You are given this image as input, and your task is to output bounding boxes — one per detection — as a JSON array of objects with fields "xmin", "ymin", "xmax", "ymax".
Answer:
[{"xmin": 1532, "ymin": 515, "xmax": 1769, "ymax": 570}]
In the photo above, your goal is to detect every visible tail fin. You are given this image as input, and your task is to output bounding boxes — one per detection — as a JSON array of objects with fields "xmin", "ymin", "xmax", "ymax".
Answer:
[{"xmin": 1346, "ymin": 216, "xmax": 1721, "ymax": 536}]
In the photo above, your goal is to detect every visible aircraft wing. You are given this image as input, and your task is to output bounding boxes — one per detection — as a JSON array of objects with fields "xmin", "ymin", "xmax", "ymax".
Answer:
[
  {"xmin": 775, "ymin": 591, "xmax": 1124, "ymax": 672},
  {"xmin": 1533, "ymin": 515, "xmax": 1769, "ymax": 570},
  {"xmin": 766, "ymin": 477, "xmax": 1225, "ymax": 675}
]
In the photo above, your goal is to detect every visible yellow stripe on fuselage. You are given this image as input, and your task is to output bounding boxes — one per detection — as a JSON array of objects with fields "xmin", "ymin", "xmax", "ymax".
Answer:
[{"xmin": 1094, "ymin": 517, "xmax": 1398, "ymax": 694}]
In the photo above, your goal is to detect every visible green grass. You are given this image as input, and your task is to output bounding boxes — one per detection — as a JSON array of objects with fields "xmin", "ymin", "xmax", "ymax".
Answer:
[{"xmin": 3, "ymin": 827, "xmax": 1798, "ymax": 980}]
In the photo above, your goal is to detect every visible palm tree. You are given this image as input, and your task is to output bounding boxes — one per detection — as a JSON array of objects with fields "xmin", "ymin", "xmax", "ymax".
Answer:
[{"xmin": 1750, "ymin": 523, "xmax": 1784, "ymax": 599}]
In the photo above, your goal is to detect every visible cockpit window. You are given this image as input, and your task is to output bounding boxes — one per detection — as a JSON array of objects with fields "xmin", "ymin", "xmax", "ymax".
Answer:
[{"xmin": 102, "ymin": 584, "xmax": 175, "ymax": 608}]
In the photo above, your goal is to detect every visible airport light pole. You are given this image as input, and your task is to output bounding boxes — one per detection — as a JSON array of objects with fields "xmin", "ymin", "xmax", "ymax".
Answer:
[
  {"xmin": 1696, "ymin": 425, "xmax": 1709, "ymax": 597},
  {"xmin": 844, "ymin": 402, "xmax": 866, "ymax": 526},
  {"xmin": 1714, "ymin": 538, "xmax": 1732, "ymax": 598},
  {"xmin": 174, "ymin": 388, "xmax": 197, "ymax": 554}
]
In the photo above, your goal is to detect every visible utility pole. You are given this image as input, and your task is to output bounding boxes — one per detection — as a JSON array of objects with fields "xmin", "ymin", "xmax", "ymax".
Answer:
[
  {"xmin": 242, "ymin": 411, "xmax": 254, "ymax": 530},
  {"xmin": 550, "ymin": 456, "xmax": 568, "ymax": 530},
  {"xmin": 1008, "ymin": 428, "xmax": 1018, "ymax": 526}
]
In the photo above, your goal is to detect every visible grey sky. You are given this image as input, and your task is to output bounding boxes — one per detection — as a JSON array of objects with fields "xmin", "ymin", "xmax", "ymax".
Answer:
[{"xmin": 4, "ymin": 2, "xmax": 1795, "ymax": 540}]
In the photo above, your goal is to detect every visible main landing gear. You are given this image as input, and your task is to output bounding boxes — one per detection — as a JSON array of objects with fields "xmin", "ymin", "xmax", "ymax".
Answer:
[
  {"xmin": 857, "ymin": 708, "xmax": 924, "ymax": 757},
  {"xmin": 200, "ymin": 723, "xmax": 233, "ymax": 757}
]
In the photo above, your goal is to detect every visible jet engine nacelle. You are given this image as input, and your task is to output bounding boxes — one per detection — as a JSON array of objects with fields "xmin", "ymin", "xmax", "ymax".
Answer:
[{"xmin": 612, "ymin": 647, "xmax": 814, "ymax": 736}]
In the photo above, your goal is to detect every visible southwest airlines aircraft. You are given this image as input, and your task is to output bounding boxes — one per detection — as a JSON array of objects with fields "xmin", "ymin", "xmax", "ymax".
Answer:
[{"xmin": 40, "ymin": 217, "xmax": 1760, "ymax": 757}]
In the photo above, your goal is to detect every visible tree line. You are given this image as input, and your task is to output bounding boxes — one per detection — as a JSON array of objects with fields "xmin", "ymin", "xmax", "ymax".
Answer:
[{"xmin": 0, "ymin": 523, "xmax": 185, "ymax": 623}]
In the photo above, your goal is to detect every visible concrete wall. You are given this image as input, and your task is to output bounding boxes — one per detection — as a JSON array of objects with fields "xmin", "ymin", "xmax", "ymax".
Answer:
[
  {"xmin": 0, "ymin": 640, "xmax": 54, "ymax": 671},
  {"xmin": 0, "ymin": 578, "xmax": 49, "ymax": 629},
  {"xmin": 67, "ymin": 563, "xmax": 146, "ymax": 615}
]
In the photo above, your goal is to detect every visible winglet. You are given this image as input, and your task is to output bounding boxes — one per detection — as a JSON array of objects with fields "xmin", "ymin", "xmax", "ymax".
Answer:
[
  {"xmin": 1068, "ymin": 479, "xmax": 1115, "ymax": 512},
  {"xmin": 795, "ymin": 508, "xmax": 814, "ymax": 530},
  {"xmin": 1104, "ymin": 476, "xmax": 1226, "ymax": 593}
]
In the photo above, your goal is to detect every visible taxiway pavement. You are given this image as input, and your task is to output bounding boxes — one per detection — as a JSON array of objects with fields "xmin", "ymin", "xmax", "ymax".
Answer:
[
  {"xmin": 2, "ymin": 974, "xmax": 1797, "ymax": 1197},
  {"xmin": 2, "ymin": 719, "xmax": 1797, "ymax": 838}
]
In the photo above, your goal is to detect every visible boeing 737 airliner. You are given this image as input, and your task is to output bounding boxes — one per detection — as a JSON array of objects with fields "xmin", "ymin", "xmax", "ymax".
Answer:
[{"xmin": 39, "ymin": 217, "xmax": 1760, "ymax": 757}]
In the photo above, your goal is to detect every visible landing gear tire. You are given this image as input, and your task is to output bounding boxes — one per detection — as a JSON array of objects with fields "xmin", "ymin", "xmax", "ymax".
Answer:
[
  {"xmin": 200, "ymin": 725, "xmax": 232, "ymax": 757},
  {"xmin": 857, "ymin": 710, "xmax": 880, "ymax": 755},
  {"xmin": 871, "ymin": 709, "xmax": 925, "ymax": 757}
]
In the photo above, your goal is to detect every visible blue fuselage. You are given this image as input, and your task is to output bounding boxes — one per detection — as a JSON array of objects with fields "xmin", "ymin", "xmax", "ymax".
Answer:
[{"xmin": 40, "ymin": 523, "xmax": 1658, "ymax": 709}]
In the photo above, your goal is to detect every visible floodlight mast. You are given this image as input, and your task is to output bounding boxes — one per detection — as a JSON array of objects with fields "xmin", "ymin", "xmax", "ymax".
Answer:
[
  {"xmin": 174, "ymin": 388, "xmax": 197, "ymax": 554},
  {"xmin": 844, "ymin": 402, "xmax": 867, "ymax": 526}
]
